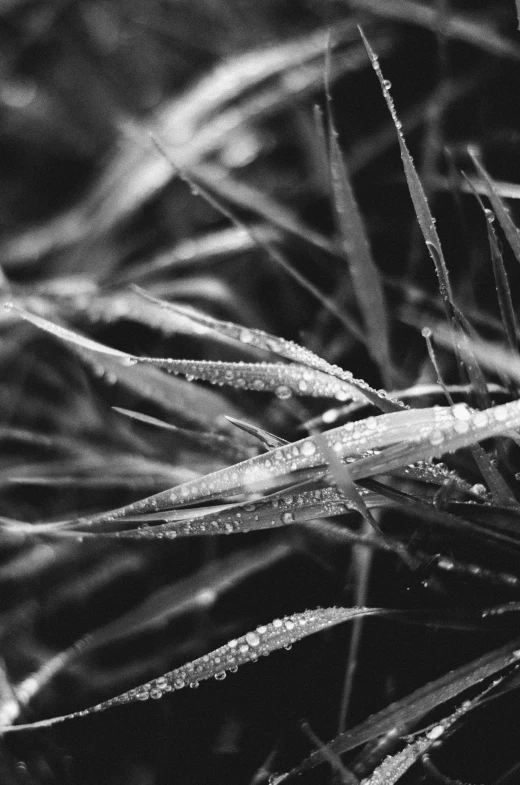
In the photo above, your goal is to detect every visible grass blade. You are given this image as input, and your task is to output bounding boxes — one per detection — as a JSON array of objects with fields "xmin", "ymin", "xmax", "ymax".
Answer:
[
  {"xmin": 359, "ymin": 28, "xmax": 454, "ymax": 324},
  {"xmin": 1, "ymin": 606, "xmax": 385, "ymax": 732},
  {"xmin": 325, "ymin": 40, "xmax": 393, "ymax": 386},
  {"xmin": 273, "ymin": 637, "xmax": 520, "ymax": 781},
  {"xmin": 470, "ymin": 150, "xmax": 520, "ymax": 269}
]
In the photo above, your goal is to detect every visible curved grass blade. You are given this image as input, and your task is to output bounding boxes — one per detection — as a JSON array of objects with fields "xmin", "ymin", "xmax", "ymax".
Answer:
[
  {"xmin": 350, "ymin": 0, "xmax": 520, "ymax": 61},
  {"xmin": 131, "ymin": 290, "xmax": 405, "ymax": 412},
  {"xmin": 272, "ymin": 637, "xmax": 520, "ymax": 782},
  {"xmin": 136, "ymin": 356, "xmax": 359, "ymax": 401},
  {"xmin": 349, "ymin": 399, "xmax": 520, "ymax": 483},
  {"xmin": 1, "ymin": 606, "xmax": 384, "ymax": 732},
  {"xmin": 359, "ymin": 676, "xmax": 507, "ymax": 785},
  {"xmin": 359, "ymin": 29, "xmax": 454, "ymax": 324},
  {"xmin": 470, "ymin": 151, "xmax": 520, "ymax": 268},
  {"xmin": 325, "ymin": 41, "xmax": 392, "ymax": 387},
  {"xmin": 463, "ymin": 175, "xmax": 519, "ymax": 356},
  {"xmin": 61, "ymin": 406, "xmax": 468, "ymax": 529},
  {"xmin": 5, "ymin": 303, "xmax": 255, "ymax": 448}
]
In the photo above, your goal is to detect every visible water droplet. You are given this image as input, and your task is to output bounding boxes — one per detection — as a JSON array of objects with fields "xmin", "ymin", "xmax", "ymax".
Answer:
[
  {"xmin": 301, "ymin": 441, "xmax": 317, "ymax": 457},
  {"xmin": 273, "ymin": 619, "xmax": 283, "ymax": 628},
  {"xmin": 284, "ymin": 644, "xmax": 292, "ymax": 651},
  {"xmin": 383, "ymin": 79, "xmax": 392, "ymax": 89},
  {"xmin": 472, "ymin": 411, "xmax": 489, "ymax": 428},
  {"xmin": 335, "ymin": 389, "xmax": 350, "ymax": 402},
  {"xmin": 452, "ymin": 403, "xmax": 471, "ymax": 421},
  {"xmin": 246, "ymin": 632, "xmax": 261, "ymax": 647},
  {"xmin": 493, "ymin": 405, "xmax": 508, "ymax": 422},
  {"xmin": 240, "ymin": 329, "xmax": 253, "ymax": 344},
  {"xmin": 275, "ymin": 385, "xmax": 292, "ymax": 400},
  {"xmin": 426, "ymin": 725, "xmax": 444, "ymax": 740},
  {"xmin": 215, "ymin": 672, "xmax": 227, "ymax": 681},
  {"xmin": 484, "ymin": 208, "xmax": 495, "ymax": 223},
  {"xmin": 323, "ymin": 409, "xmax": 338, "ymax": 424},
  {"xmin": 122, "ymin": 356, "xmax": 138, "ymax": 367},
  {"xmin": 429, "ymin": 429, "xmax": 445, "ymax": 446},
  {"xmin": 189, "ymin": 682, "xmax": 200, "ymax": 689},
  {"xmin": 229, "ymin": 666, "xmax": 238, "ymax": 673},
  {"xmin": 281, "ymin": 512, "xmax": 295, "ymax": 524},
  {"xmin": 471, "ymin": 483, "xmax": 487, "ymax": 496}
]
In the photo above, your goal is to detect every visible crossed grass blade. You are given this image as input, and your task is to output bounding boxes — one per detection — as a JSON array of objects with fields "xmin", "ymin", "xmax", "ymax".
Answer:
[{"xmin": 273, "ymin": 636, "xmax": 520, "ymax": 782}]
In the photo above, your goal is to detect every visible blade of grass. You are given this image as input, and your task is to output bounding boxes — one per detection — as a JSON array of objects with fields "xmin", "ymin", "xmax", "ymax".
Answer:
[
  {"xmin": 359, "ymin": 28, "xmax": 454, "ymax": 323},
  {"xmin": 325, "ymin": 37, "xmax": 393, "ymax": 387},
  {"xmin": 469, "ymin": 150, "xmax": 520, "ymax": 268},
  {"xmin": 272, "ymin": 637, "xmax": 520, "ymax": 781},
  {"xmin": 1, "ymin": 606, "xmax": 387, "ymax": 731},
  {"xmin": 350, "ymin": 0, "xmax": 520, "ymax": 61}
]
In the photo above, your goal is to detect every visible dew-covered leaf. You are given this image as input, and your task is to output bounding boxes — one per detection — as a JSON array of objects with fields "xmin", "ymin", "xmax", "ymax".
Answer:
[
  {"xmin": 130, "ymin": 293, "xmax": 404, "ymax": 412},
  {"xmin": 136, "ymin": 356, "xmax": 360, "ymax": 401},
  {"xmin": 470, "ymin": 151, "xmax": 520, "ymax": 268},
  {"xmin": 6, "ymin": 303, "xmax": 256, "ymax": 448},
  {"xmin": 59, "ymin": 405, "xmax": 470, "ymax": 529},
  {"xmin": 359, "ymin": 29, "xmax": 454, "ymax": 321},
  {"xmin": 1, "ymin": 606, "xmax": 385, "ymax": 731},
  {"xmin": 326, "ymin": 45, "xmax": 392, "ymax": 386},
  {"xmin": 358, "ymin": 678, "xmax": 503, "ymax": 785},
  {"xmin": 272, "ymin": 636, "xmax": 520, "ymax": 781}
]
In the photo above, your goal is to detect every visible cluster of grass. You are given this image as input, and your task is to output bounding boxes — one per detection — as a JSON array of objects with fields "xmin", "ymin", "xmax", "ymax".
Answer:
[{"xmin": 3, "ymin": 1, "xmax": 520, "ymax": 783}]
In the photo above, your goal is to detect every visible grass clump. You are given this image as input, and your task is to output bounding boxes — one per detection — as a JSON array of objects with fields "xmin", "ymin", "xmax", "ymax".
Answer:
[{"xmin": 3, "ymin": 1, "xmax": 520, "ymax": 784}]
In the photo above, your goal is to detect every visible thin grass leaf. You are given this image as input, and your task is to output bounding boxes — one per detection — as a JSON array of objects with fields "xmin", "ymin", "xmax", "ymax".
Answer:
[
  {"xmin": 150, "ymin": 140, "xmax": 367, "ymax": 345},
  {"xmin": 360, "ymin": 27, "xmax": 455, "ymax": 331},
  {"xmin": 272, "ymin": 637, "xmax": 520, "ymax": 782},
  {"xmin": 326, "ymin": 40, "xmax": 393, "ymax": 387},
  {"xmin": 350, "ymin": 0, "xmax": 520, "ymax": 61},
  {"xmin": 131, "ymin": 290, "xmax": 405, "ymax": 412},
  {"xmin": 225, "ymin": 417, "xmax": 288, "ymax": 449},
  {"xmin": 463, "ymin": 173, "xmax": 519, "ymax": 355},
  {"xmin": 1, "ymin": 606, "xmax": 385, "ymax": 732},
  {"xmin": 113, "ymin": 407, "xmax": 243, "ymax": 455},
  {"xmin": 108, "ymin": 225, "xmax": 283, "ymax": 287},
  {"xmin": 8, "ymin": 301, "xmax": 368, "ymax": 403},
  {"xmin": 137, "ymin": 356, "xmax": 362, "ymax": 401},
  {"xmin": 359, "ymin": 677, "xmax": 504, "ymax": 785},
  {"xmin": 0, "ymin": 541, "xmax": 292, "ymax": 727},
  {"xmin": 57, "ymin": 405, "xmax": 471, "ymax": 529},
  {"xmin": 6, "ymin": 303, "xmax": 256, "ymax": 447},
  {"xmin": 431, "ymin": 323, "xmax": 520, "ymax": 389},
  {"xmin": 470, "ymin": 151, "xmax": 520, "ymax": 268}
]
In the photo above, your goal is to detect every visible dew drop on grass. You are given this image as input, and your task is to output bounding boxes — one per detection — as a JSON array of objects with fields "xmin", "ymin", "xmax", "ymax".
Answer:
[
  {"xmin": 472, "ymin": 411, "xmax": 489, "ymax": 428},
  {"xmin": 275, "ymin": 385, "xmax": 292, "ymax": 399},
  {"xmin": 239, "ymin": 329, "xmax": 254, "ymax": 344},
  {"xmin": 245, "ymin": 632, "xmax": 261, "ymax": 647},
  {"xmin": 281, "ymin": 512, "xmax": 295, "ymax": 524},
  {"xmin": 214, "ymin": 672, "xmax": 226, "ymax": 681},
  {"xmin": 452, "ymin": 403, "xmax": 471, "ymax": 421},
  {"xmin": 300, "ymin": 441, "xmax": 316, "ymax": 456},
  {"xmin": 429, "ymin": 429, "xmax": 445, "ymax": 446}
]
